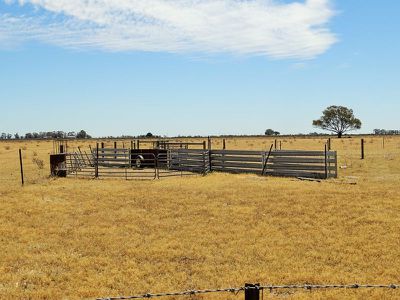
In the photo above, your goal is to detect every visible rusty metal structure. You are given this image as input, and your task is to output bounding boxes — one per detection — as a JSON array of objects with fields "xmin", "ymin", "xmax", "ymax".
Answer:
[
  {"xmin": 50, "ymin": 139, "xmax": 337, "ymax": 180},
  {"xmin": 50, "ymin": 140, "xmax": 209, "ymax": 179}
]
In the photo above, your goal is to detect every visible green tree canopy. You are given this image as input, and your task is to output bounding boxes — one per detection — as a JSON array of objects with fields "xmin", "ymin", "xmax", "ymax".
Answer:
[
  {"xmin": 313, "ymin": 105, "xmax": 361, "ymax": 138},
  {"xmin": 265, "ymin": 129, "xmax": 280, "ymax": 136},
  {"xmin": 76, "ymin": 130, "xmax": 91, "ymax": 139}
]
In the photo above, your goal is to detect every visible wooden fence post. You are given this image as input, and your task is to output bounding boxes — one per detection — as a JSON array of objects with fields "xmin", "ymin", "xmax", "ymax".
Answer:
[
  {"xmin": 101, "ymin": 142, "xmax": 105, "ymax": 160},
  {"xmin": 223, "ymin": 139, "xmax": 226, "ymax": 150},
  {"xmin": 244, "ymin": 283, "xmax": 260, "ymax": 300},
  {"xmin": 19, "ymin": 149, "xmax": 24, "ymax": 186},
  {"xmin": 95, "ymin": 143, "xmax": 99, "ymax": 178},
  {"xmin": 361, "ymin": 139, "xmax": 365, "ymax": 159},
  {"xmin": 324, "ymin": 144, "xmax": 328, "ymax": 179},
  {"xmin": 327, "ymin": 138, "xmax": 331, "ymax": 151},
  {"xmin": 274, "ymin": 139, "xmax": 277, "ymax": 150},
  {"xmin": 334, "ymin": 151, "xmax": 338, "ymax": 178},
  {"xmin": 203, "ymin": 149, "xmax": 210, "ymax": 175},
  {"xmin": 203, "ymin": 141, "xmax": 206, "ymax": 150},
  {"xmin": 207, "ymin": 137, "xmax": 212, "ymax": 171}
]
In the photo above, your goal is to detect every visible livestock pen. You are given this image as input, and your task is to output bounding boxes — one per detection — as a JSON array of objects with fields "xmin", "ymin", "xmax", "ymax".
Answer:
[{"xmin": 49, "ymin": 139, "xmax": 337, "ymax": 180}]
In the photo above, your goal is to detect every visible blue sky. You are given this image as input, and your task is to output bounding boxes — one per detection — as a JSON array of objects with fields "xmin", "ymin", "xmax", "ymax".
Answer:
[{"xmin": 0, "ymin": 0, "xmax": 399, "ymax": 137}]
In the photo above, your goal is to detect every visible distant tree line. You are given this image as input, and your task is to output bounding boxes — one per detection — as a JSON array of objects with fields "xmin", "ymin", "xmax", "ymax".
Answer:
[
  {"xmin": 0, "ymin": 130, "xmax": 92, "ymax": 140},
  {"xmin": 0, "ymin": 133, "xmax": 14, "ymax": 139},
  {"xmin": 98, "ymin": 133, "xmax": 162, "ymax": 139},
  {"xmin": 373, "ymin": 129, "xmax": 400, "ymax": 135},
  {"xmin": 2, "ymin": 128, "xmax": 399, "ymax": 140},
  {"xmin": 0, "ymin": 130, "xmax": 165, "ymax": 140}
]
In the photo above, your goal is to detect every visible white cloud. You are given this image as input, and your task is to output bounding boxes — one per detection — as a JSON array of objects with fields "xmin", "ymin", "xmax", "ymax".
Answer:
[{"xmin": 0, "ymin": 0, "xmax": 337, "ymax": 59}]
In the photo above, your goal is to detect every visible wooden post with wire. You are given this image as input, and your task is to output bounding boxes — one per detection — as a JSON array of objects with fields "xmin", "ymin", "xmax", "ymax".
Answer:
[
  {"xmin": 19, "ymin": 149, "xmax": 24, "ymax": 186},
  {"xmin": 324, "ymin": 144, "xmax": 328, "ymax": 179},
  {"xmin": 95, "ymin": 143, "xmax": 99, "ymax": 178},
  {"xmin": 244, "ymin": 283, "xmax": 260, "ymax": 300},
  {"xmin": 207, "ymin": 137, "xmax": 212, "ymax": 170},
  {"xmin": 361, "ymin": 138, "xmax": 365, "ymax": 159}
]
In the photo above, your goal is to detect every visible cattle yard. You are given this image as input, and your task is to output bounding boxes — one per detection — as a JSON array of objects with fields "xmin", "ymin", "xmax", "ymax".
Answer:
[
  {"xmin": 1, "ymin": 135, "xmax": 400, "ymax": 299},
  {"xmin": 49, "ymin": 138, "xmax": 338, "ymax": 180}
]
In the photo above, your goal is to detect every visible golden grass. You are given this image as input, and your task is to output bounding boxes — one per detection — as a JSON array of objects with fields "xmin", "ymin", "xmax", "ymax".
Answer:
[{"xmin": 1, "ymin": 136, "xmax": 400, "ymax": 299}]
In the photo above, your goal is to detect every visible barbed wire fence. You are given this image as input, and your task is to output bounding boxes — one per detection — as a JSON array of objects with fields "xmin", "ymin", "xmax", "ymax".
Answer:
[{"xmin": 96, "ymin": 283, "xmax": 400, "ymax": 300}]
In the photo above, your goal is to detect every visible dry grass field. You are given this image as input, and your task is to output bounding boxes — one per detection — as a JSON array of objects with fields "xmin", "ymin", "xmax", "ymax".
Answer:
[{"xmin": 1, "ymin": 136, "xmax": 400, "ymax": 299}]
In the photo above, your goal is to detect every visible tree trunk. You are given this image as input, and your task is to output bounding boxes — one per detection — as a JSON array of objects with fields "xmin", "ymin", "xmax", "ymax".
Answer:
[{"xmin": 337, "ymin": 132, "xmax": 343, "ymax": 138}]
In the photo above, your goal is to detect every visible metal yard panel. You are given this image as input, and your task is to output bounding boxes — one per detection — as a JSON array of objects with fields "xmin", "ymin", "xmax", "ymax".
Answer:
[{"xmin": 51, "ymin": 144, "xmax": 338, "ymax": 181}]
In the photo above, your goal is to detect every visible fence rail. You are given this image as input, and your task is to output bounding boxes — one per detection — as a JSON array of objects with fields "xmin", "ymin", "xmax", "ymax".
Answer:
[
  {"xmin": 96, "ymin": 283, "xmax": 400, "ymax": 300},
  {"xmin": 168, "ymin": 149, "xmax": 211, "ymax": 175},
  {"xmin": 53, "ymin": 147, "xmax": 338, "ymax": 180},
  {"xmin": 61, "ymin": 148, "xmax": 210, "ymax": 179},
  {"xmin": 210, "ymin": 149, "xmax": 337, "ymax": 179}
]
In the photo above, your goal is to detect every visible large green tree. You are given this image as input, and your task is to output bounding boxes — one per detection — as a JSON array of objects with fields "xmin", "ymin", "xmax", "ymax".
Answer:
[{"xmin": 313, "ymin": 106, "xmax": 361, "ymax": 138}]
